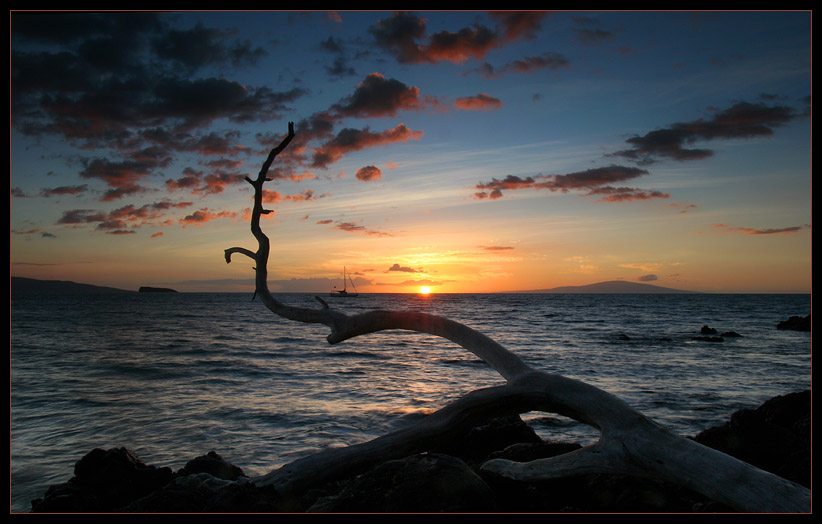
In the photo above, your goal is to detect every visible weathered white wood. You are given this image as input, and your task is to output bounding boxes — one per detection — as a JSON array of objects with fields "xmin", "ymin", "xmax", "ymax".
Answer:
[{"xmin": 226, "ymin": 124, "xmax": 811, "ymax": 513}]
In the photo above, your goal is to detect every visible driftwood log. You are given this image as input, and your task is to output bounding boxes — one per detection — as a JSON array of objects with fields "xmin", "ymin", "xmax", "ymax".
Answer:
[{"xmin": 225, "ymin": 123, "xmax": 811, "ymax": 513}]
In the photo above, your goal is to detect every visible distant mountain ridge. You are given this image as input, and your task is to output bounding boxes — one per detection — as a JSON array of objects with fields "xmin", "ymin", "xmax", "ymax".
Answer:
[
  {"xmin": 11, "ymin": 276, "xmax": 136, "ymax": 295},
  {"xmin": 519, "ymin": 280, "xmax": 698, "ymax": 294}
]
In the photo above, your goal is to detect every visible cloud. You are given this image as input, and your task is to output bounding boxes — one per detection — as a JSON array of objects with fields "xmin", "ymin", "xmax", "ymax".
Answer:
[
  {"xmin": 476, "ymin": 52, "xmax": 570, "ymax": 78},
  {"xmin": 478, "ymin": 245, "xmax": 515, "ymax": 251},
  {"xmin": 165, "ymin": 168, "xmax": 247, "ymax": 197},
  {"xmin": 262, "ymin": 189, "xmax": 331, "ymax": 204},
  {"xmin": 370, "ymin": 12, "xmax": 495, "ymax": 64},
  {"xmin": 310, "ymin": 124, "xmax": 423, "ymax": 169},
  {"xmin": 638, "ymin": 274, "xmax": 658, "ymax": 282},
  {"xmin": 488, "ymin": 11, "xmax": 550, "ymax": 42},
  {"xmin": 583, "ymin": 186, "xmax": 670, "ymax": 203},
  {"xmin": 610, "ymin": 101, "xmax": 799, "ymax": 164},
  {"xmin": 670, "ymin": 202, "xmax": 698, "ymax": 213},
  {"xmin": 11, "ymin": 12, "xmax": 306, "ymax": 149},
  {"xmin": 356, "ymin": 165, "xmax": 382, "ymax": 182},
  {"xmin": 12, "ymin": 184, "xmax": 90, "ymax": 198},
  {"xmin": 572, "ymin": 27, "xmax": 615, "ymax": 46},
  {"xmin": 179, "ymin": 208, "xmax": 240, "ymax": 227},
  {"xmin": 316, "ymin": 219, "xmax": 393, "ymax": 237},
  {"xmin": 387, "ymin": 263, "xmax": 421, "ymax": 273},
  {"xmin": 377, "ymin": 279, "xmax": 449, "ymax": 288},
  {"xmin": 56, "ymin": 200, "xmax": 194, "ymax": 234},
  {"xmin": 454, "ymin": 93, "xmax": 503, "ymax": 111},
  {"xmin": 10, "ymin": 12, "xmax": 310, "ymax": 215},
  {"xmin": 370, "ymin": 11, "xmax": 549, "ymax": 65},
  {"xmin": 78, "ymin": 155, "xmax": 172, "ymax": 201},
  {"xmin": 331, "ymin": 73, "xmax": 432, "ymax": 118},
  {"xmin": 473, "ymin": 165, "xmax": 651, "ymax": 201},
  {"xmin": 711, "ymin": 223, "xmax": 806, "ymax": 235},
  {"xmin": 150, "ymin": 23, "xmax": 266, "ymax": 72}
]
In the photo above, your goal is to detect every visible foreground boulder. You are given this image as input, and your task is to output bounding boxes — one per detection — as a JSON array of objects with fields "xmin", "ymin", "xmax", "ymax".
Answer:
[
  {"xmin": 692, "ymin": 390, "xmax": 810, "ymax": 488},
  {"xmin": 30, "ymin": 447, "xmax": 173, "ymax": 512},
  {"xmin": 308, "ymin": 453, "xmax": 498, "ymax": 513}
]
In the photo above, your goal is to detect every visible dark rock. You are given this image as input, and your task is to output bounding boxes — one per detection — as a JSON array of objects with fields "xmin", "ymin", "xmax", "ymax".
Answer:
[
  {"xmin": 123, "ymin": 480, "xmax": 212, "ymax": 512},
  {"xmin": 176, "ymin": 450, "xmax": 246, "ymax": 481},
  {"xmin": 700, "ymin": 325, "xmax": 718, "ymax": 335},
  {"xmin": 30, "ymin": 481, "xmax": 105, "ymax": 513},
  {"xmin": 692, "ymin": 390, "xmax": 810, "ymax": 488},
  {"xmin": 31, "ymin": 447, "xmax": 173, "ymax": 512},
  {"xmin": 485, "ymin": 440, "xmax": 582, "ymax": 463},
  {"xmin": 776, "ymin": 314, "xmax": 811, "ymax": 331},
  {"xmin": 125, "ymin": 473, "xmax": 279, "ymax": 513},
  {"xmin": 481, "ymin": 470, "xmax": 718, "ymax": 513},
  {"xmin": 435, "ymin": 414, "xmax": 542, "ymax": 464},
  {"xmin": 29, "ymin": 391, "xmax": 810, "ymax": 513},
  {"xmin": 203, "ymin": 482, "xmax": 280, "ymax": 513},
  {"xmin": 307, "ymin": 452, "xmax": 498, "ymax": 513},
  {"xmin": 720, "ymin": 331, "xmax": 742, "ymax": 337}
]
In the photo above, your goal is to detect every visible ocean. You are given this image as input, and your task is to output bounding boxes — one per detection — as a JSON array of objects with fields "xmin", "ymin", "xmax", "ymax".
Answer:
[{"xmin": 10, "ymin": 291, "xmax": 811, "ymax": 512}]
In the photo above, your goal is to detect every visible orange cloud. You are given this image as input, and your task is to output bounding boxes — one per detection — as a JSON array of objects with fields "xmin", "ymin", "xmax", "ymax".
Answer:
[
  {"xmin": 179, "ymin": 208, "xmax": 240, "ymax": 227},
  {"xmin": 454, "ymin": 93, "xmax": 502, "ymax": 111},
  {"xmin": 356, "ymin": 165, "xmax": 382, "ymax": 181},
  {"xmin": 311, "ymin": 124, "xmax": 423, "ymax": 168},
  {"xmin": 57, "ymin": 200, "xmax": 193, "ymax": 234},
  {"xmin": 478, "ymin": 245, "xmax": 515, "ymax": 251},
  {"xmin": 332, "ymin": 72, "xmax": 428, "ymax": 118}
]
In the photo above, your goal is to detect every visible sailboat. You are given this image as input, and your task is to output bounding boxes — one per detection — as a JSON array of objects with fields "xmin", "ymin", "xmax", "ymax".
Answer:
[{"xmin": 329, "ymin": 267, "xmax": 359, "ymax": 297}]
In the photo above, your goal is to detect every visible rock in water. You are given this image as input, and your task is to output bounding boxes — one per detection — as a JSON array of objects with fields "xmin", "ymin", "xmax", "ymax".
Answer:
[{"xmin": 776, "ymin": 314, "xmax": 811, "ymax": 331}]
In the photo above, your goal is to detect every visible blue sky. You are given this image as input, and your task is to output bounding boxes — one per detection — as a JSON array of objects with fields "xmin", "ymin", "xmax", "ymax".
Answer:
[{"xmin": 10, "ymin": 11, "xmax": 812, "ymax": 293}]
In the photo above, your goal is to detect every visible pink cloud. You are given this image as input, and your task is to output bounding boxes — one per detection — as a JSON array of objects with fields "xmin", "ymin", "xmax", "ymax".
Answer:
[
  {"xmin": 356, "ymin": 165, "xmax": 382, "ymax": 181},
  {"xmin": 454, "ymin": 93, "xmax": 502, "ymax": 111}
]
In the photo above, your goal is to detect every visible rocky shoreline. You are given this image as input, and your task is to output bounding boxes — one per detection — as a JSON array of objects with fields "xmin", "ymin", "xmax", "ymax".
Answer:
[{"xmin": 27, "ymin": 390, "xmax": 809, "ymax": 513}]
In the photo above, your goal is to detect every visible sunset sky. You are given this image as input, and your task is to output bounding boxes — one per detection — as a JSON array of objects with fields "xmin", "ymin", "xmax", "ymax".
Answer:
[{"xmin": 10, "ymin": 11, "xmax": 812, "ymax": 294}]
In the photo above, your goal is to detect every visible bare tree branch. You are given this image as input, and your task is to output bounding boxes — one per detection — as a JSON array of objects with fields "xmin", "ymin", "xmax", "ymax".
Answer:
[{"xmin": 226, "ymin": 123, "xmax": 811, "ymax": 513}]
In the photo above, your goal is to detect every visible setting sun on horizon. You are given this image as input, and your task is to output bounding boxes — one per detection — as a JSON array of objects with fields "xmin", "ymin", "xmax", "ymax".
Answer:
[{"xmin": 10, "ymin": 11, "xmax": 811, "ymax": 295}]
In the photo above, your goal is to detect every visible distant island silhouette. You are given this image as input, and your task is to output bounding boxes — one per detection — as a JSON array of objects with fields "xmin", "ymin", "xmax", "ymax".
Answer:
[
  {"xmin": 11, "ymin": 276, "xmax": 694, "ymax": 295},
  {"xmin": 518, "ymin": 280, "xmax": 698, "ymax": 294},
  {"xmin": 10, "ymin": 276, "xmax": 176, "ymax": 295}
]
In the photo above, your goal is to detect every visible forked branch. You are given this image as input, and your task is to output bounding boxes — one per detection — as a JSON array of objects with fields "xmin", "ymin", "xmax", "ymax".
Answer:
[{"xmin": 225, "ymin": 124, "xmax": 810, "ymax": 513}]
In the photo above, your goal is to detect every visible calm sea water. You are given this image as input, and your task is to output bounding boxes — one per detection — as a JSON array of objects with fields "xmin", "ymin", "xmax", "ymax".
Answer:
[{"xmin": 10, "ymin": 292, "xmax": 811, "ymax": 512}]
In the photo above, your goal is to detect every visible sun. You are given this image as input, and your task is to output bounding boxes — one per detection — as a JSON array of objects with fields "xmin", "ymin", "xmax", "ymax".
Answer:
[{"xmin": 419, "ymin": 286, "xmax": 431, "ymax": 295}]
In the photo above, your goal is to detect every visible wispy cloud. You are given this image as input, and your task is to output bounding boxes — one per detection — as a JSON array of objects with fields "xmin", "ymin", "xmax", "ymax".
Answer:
[
  {"xmin": 310, "ymin": 124, "xmax": 424, "ymax": 169},
  {"xmin": 386, "ymin": 263, "xmax": 422, "ymax": 273},
  {"xmin": 609, "ymin": 101, "xmax": 800, "ymax": 165},
  {"xmin": 473, "ymin": 165, "xmax": 653, "ymax": 201},
  {"xmin": 316, "ymin": 219, "xmax": 393, "ymax": 237},
  {"xmin": 454, "ymin": 93, "xmax": 503, "ymax": 111},
  {"xmin": 710, "ymin": 223, "xmax": 807, "ymax": 235}
]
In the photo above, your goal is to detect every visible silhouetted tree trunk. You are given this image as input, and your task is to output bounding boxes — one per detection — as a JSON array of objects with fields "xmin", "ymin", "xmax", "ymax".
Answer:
[{"xmin": 225, "ymin": 123, "xmax": 810, "ymax": 513}]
